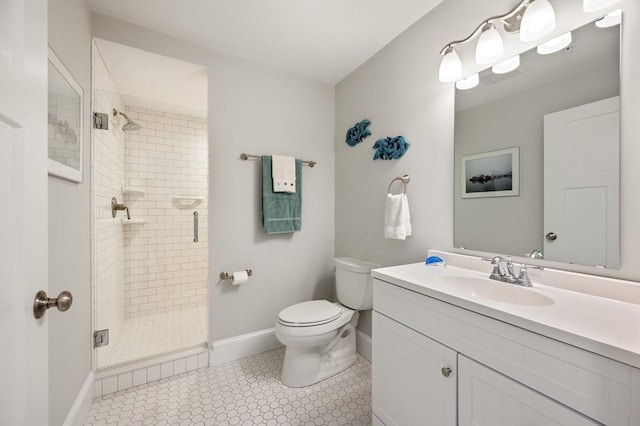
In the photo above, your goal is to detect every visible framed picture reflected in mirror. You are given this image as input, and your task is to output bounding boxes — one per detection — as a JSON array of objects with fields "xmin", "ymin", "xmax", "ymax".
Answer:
[{"xmin": 461, "ymin": 147, "xmax": 519, "ymax": 199}]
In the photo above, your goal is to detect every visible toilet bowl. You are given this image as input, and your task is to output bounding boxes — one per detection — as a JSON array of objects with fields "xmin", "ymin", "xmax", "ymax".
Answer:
[{"xmin": 275, "ymin": 257, "xmax": 379, "ymax": 387}]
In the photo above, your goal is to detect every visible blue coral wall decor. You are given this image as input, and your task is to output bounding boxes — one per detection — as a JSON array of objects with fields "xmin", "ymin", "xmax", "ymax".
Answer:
[
  {"xmin": 372, "ymin": 135, "xmax": 410, "ymax": 160},
  {"xmin": 345, "ymin": 119, "xmax": 371, "ymax": 147}
]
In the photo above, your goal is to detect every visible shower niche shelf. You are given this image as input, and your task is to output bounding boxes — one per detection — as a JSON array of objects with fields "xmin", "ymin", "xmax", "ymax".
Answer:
[
  {"xmin": 122, "ymin": 187, "xmax": 146, "ymax": 197},
  {"xmin": 172, "ymin": 195, "xmax": 204, "ymax": 209},
  {"xmin": 121, "ymin": 218, "xmax": 145, "ymax": 226}
]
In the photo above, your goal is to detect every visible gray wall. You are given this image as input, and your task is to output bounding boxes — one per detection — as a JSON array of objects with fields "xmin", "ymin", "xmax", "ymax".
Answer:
[
  {"xmin": 335, "ymin": 0, "xmax": 640, "ymax": 337},
  {"xmin": 335, "ymin": 3, "xmax": 456, "ymax": 336},
  {"xmin": 454, "ymin": 67, "xmax": 619, "ymax": 256},
  {"xmin": 91, "ymin": 15, "xmax": 336, "ymax": 342},
  {"xmin": 48, "ymin": 0, "xmax": 92, "ymax": 424}
]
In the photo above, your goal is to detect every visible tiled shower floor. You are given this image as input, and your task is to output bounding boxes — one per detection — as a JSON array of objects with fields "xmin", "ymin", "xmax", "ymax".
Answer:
[
  {"xmin": 103, "ymin": 305, "xmax": 208, "ymax": 367},
  {"xmin": 86, "ymin": 348, "xmax": 372, "ymax": 426}
]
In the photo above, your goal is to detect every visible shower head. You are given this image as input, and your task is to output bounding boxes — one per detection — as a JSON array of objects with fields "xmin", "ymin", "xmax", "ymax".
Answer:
[
  {"xmin": 113, "ymin": 108, "xmax": 143, "ymax": 132},
  {"xmin": 122, "ymin": 120, "xmax": 143, "ymax": 132}
]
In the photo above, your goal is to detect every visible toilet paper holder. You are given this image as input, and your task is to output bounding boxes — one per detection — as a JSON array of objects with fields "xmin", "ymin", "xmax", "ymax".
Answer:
[{"xmin": 220, "ymin": 269, "xmax": 253, "ymax": 282}]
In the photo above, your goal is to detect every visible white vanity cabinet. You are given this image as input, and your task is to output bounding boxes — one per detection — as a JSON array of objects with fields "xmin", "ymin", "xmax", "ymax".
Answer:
[
  {"xmin": 372, "ymin": 276, "xmax": 640, "ymax": 426},
  {"xmin": 372, "ymin": 312, "xmax": 456, "ymax": 426}
]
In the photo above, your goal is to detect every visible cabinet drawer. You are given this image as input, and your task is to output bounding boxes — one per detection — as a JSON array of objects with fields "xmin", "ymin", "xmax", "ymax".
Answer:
[{"xmin": 374, "ymin": 279, "xmax": 640, "ymax": 426}]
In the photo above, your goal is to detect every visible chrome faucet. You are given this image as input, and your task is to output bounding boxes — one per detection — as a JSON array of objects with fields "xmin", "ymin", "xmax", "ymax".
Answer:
[
  {"xmin": 489, "ymin": 256, "xmax": 533, "ymax": 287},
  {"xmin": 527, "ymin": 249, "xmax": 543, "ymax": 260},
  {"xmin": 490, "ymin": 256, "xmax": 518, "ymax": 283}
]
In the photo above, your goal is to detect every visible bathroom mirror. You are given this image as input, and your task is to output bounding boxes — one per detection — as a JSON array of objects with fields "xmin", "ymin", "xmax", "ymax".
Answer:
[
  {"xmin": 48, "ymin": 46, "xmax": 84, "ymax": 183},
  {"xmin": 454, "ymin": 18, "xmax": 621, "ymax": 268}
]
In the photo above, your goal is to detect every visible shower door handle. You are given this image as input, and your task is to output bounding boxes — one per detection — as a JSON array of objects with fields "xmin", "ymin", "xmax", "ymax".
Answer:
[{"xmin": 193, "ymin": 211, "xmax": 198, "ymax": 242}]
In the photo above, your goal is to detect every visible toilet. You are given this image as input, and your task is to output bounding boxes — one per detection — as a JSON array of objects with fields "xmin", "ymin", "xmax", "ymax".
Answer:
[{"xmin": 275, "ymin": 257, "xmax": 379, "ymax": 387}]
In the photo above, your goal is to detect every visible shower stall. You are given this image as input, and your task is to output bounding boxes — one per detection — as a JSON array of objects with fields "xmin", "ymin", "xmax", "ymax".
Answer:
[{"xmin": 91, "ymin": 38, "xmax": 209, "ymax": 370}]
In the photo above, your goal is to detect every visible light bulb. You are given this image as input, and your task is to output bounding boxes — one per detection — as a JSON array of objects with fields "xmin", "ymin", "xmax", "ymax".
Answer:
[
  {"xmin": 520, "ymin": 0, "xmax": 556, "ymax": 42},
  {"xmin": 583, "ymin": 0, "xmax": 620, "ymax": 12},
  {"xmin": 596, "ymin": 9, "xmax": 622, "ymax": 28},
  {"xmin": 476, "ymin": 24, "xmax": 504, "ymax": 65},
  {"xmin": 537, "ymin": 32, "xmax": 572, "ymax": 55},
  {"xmin": 455, "ymin": 73, "xmax": 479, "ymax": 90},
  {"xmin": 439, "ymin": 47, "xmax": 462, "ymax": 83},
  {"xmin": 492, "ymin": 55, "xmax": 520, "ymax": 74}
]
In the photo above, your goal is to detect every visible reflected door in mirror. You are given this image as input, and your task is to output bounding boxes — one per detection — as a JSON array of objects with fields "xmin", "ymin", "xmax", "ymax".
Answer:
[{"xmin": 544, "ymin": 96, "xmax": 620, "ymax": 269}]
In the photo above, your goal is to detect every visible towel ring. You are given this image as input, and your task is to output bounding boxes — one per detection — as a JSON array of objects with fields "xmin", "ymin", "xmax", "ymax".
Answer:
[{"xmin": 387, "ymin": 174, "xmax": 410, "ymax": 194}]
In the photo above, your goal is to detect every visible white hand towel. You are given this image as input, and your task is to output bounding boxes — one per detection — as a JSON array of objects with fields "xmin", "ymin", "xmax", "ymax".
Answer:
[
  {"xmin": 403, "ymin": 193, "xmax": 412, "ymax": 237},
  {"xmin": 384, "ymin": 193, "xmax": 412, "ymax": 240},
  {"xmin": 272, "ymin": 155, "xmax": 296, "ymax": 193}
]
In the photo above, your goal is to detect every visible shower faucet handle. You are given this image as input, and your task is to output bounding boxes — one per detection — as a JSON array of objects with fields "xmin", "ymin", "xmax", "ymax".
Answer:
[{"xmin": 111, "ymin": 197, "xmax": 131, "ymax": 220}]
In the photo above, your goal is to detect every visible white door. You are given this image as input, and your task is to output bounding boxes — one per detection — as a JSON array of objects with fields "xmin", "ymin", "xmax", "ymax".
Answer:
[
  {"xmin": 0, "ymin": 0, "xmax": 49, "ymax": 424},
  {"xmin": 458, "ymin": 355, "xmax": 597, "ymax": 425},
  {"xmin": 372, "ymin": 312, "xmax": 457, "ymax": 426},
  {"xmin": 543, "ymin": 96, "xmax": 620, "ymax": 268}
]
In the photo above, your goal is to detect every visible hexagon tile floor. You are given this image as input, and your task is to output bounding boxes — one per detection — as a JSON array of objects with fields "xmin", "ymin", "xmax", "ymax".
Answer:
[{"xmin": 84, "ymin": 348, "xmax": 372, "ymax": 426}]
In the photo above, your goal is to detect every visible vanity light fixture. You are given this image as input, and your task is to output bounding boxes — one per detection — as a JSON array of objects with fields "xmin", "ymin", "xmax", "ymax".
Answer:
[
  {"xmin": 596, "ymin": 9, "xmax": 622, "ymax": 28},
  {"xmin": 476, "ymin": 23, "xmax": 504, "ymax": 65},
  {"xmin": 492, "ymin": 54, "xmax": 521, "ymax": 74},
  {"xmin": 439, "ymin": 0, "xmax": 556, "ymax": 83},
  {"xmin": 583, "ymin": 0, "xmax": 620, "ymax": 13},
  {"xmin": 455, "ymin": 73, "xmax": 479, "ymax": 90},
  {"xmin": 536, "ymin": 32, "xmax": 572, "ymax": 55},
  {"xmin": 439, "ymin": 46, "xmax": 462, "ymax": 83},
  {"xmin": 519, "ymin": 0, "xmax": 556, "ymax": 42}
]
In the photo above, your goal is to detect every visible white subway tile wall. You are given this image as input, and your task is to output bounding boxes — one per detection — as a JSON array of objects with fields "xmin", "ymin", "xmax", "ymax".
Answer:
[
  {"xmin": 122, "ymin": 106, "xmax": 209, "ymax": 318},
  {"xmin": 91, "ymin": 41, "xmax": 126, "ymax": 367},
  {"xmin": 48, "ymin": 93, "xmax": 81, "ymax": 169}
]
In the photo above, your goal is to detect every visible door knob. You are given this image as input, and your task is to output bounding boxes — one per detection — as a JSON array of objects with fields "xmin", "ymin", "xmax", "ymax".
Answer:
[
  {"xmin": 33, "ymin": 290, "xmax": 73, "ymax": 319},
  {"xmin": 441, "ymin": 367, "xmax": 452, "ymax": 377},
  {"xmin": 545, "ymin": 232, "xmax": 558, "ymax": 241}
]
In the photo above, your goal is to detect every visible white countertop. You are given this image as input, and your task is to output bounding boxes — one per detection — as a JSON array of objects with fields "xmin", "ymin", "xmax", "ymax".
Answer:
[{"xmin": 372, "ymin": 261, "xmax": 640, "ymax": 369}]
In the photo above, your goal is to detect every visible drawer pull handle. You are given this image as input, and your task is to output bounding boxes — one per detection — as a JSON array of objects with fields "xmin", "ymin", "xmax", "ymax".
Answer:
[{"xmin": 441, "ymin": 367, "xmax": 452, "ymax": 377}]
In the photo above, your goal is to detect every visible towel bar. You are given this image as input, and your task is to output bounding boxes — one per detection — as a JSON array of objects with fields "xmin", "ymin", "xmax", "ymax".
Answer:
[{"xmin": 240, "ymin": 152, "xmax": 316, "ymax": 168}]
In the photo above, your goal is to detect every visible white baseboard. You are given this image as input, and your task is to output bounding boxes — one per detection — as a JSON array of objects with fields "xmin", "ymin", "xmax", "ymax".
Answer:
[
  {"xmin": 356, "ymin": 330, "xmax": 372, "ymax": 362},
  {"xmin": 63, "ymin": 371, "xmax": 95, "ymax": 426},
  {"xmin": 210, "ymin": 327, "xmax": 283, "ymax": 366}
]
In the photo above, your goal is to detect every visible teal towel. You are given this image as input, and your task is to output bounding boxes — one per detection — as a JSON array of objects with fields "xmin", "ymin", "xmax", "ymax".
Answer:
[{"xmin": 262, "ymin": 156, "xmax": 302, "ymax": 234}]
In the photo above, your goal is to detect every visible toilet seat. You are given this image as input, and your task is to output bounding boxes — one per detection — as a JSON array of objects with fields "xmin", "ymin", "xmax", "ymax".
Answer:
[{"xmin": 278, "ymin": 300, "xmax": 342, "ymax": 327}]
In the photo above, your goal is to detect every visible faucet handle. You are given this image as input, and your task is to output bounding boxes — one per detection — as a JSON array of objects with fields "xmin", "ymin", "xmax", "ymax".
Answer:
[
  {"xmin": 517, "ymin": 264, "xmax": 533, "ymax": 287},
  {"xmin": 488, "ymin": 256, "xmax": 505, "ymax": 279}
]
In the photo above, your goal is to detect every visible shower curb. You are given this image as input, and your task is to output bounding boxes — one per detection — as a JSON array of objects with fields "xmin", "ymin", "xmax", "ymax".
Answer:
[{"xmin": 92, "ymin": 346, "xmax": 209, "ymax": 399}]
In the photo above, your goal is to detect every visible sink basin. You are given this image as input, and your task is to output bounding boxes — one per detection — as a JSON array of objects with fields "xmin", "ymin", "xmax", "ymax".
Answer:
[{"xmin": 440, "ymin": 276, "xmax": 554, "ymax": 306}]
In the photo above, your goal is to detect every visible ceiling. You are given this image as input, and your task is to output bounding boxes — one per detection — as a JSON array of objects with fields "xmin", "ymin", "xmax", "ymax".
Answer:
[
  {"xmin": 94, "ymin": 38, "xmax": 209, "ymax": 117},
  {"xmin": 86, "ymin": 0, "xmax": 443, "ymax": 85}
]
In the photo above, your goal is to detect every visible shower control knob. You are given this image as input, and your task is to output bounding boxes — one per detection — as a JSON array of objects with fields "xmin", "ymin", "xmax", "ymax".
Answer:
[
  {"xmin": 33, "ymin": 290, "xmax": 73, "ymax": 319},
  {"xmin": 441, "ymin": 367, "xmax": 452, "ymax": 377}
]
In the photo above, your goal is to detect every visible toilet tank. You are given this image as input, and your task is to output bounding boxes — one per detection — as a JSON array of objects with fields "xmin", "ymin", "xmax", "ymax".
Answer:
[{"xmin": 334, "ymin": 257, "xmax": 380, "ymax": 310}]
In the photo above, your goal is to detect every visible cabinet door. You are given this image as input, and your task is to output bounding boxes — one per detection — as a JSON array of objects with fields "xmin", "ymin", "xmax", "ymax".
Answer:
[
  {"xmin": 373, "ymin": 312, "xmax": 456, "ymax": 426},
  {"xmin": 458, "ymin": 355, "xmax": 598, "ymax": 426}
]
